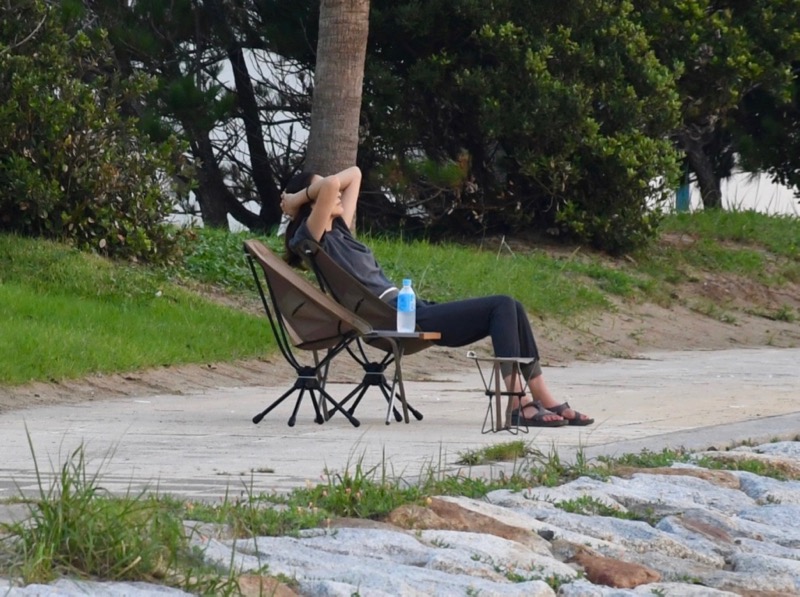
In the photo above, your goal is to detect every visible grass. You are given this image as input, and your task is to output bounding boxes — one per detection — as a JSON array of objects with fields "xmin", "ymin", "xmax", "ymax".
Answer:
[
  {"xmin": 0, "ymin": 234, "xmax": 272, "ymax": 385},
  {"xmin": 694, "ymin": 455, "xmax": 791, "ymax": 480},
  {"xmin": 367, "ymin": 236, "xmax": 616, "ymax": 318},
  {"xmin": 168, "ymin": 210, "xmax": 798, "ymax": 323},
  {"xmin": 659, "ymin": 209, "xmax": 799, "ymax": 259},
  {"xmin": 171, "ymin": 226, "xmax": 285, "ymax": 293},
  {"xmin": 598, "ymin": 447, "xmax": 695, "ymax": 469},
  {"xmin": 456, "ymin": 440, "xmax": 532, "ymax": 465},
  {"xmin": 1, "ymin": 434, "xmax": 239, "ymax": 594},
  {"xmin": 554, "ymin": 495, "xmax": 640, "ymax": 520},
  {"xmin": 639, "ymin": 210, "xmax": 800, "ymax": 288},
  {"xmin": 1, "ymin": 209, "xmax": 797, "ymax": 385}
]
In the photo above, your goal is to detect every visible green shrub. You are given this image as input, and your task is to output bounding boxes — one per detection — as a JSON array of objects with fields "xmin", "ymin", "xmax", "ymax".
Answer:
[{"xmin": 0, "ymin": 0, "xmax": 186, "ymax": 262}]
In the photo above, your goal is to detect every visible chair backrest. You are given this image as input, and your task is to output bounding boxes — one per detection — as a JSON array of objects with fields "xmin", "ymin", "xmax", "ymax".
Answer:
[
  {"xmin": 243, "ymin": 239, "xmax": 373, "ymax": 353},
  {"xmin": 296, "ymin": 239, "xmax": 433, "ymax": 356},
  {"xmin": 296, "ymin": 239, "xmax": 398, "ymax": 330}
]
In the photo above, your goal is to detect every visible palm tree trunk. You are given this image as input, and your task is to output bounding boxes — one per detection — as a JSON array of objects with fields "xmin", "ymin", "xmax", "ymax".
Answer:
[{"xmin": 306, "ymin": 0, "xmax": 370, "ymax": 175}]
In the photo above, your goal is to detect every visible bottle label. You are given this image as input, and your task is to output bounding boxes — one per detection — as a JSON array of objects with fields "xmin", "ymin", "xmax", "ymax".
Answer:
[{"xmin": 397, "ymin": 293, "xmax": 416, "ymax": 312}]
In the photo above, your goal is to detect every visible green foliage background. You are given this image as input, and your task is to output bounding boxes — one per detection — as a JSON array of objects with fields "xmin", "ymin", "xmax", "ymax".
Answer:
[
  {"xmin": 0, "ymin": 0, "xmax": 184, "ymax": 262},
  {"xmin": 366, "ymin": 0, "xmax": 683, "ymax": 252},
  {"xmin": 0, "ymin": 0, "xmax": 798, "ymax": 259}
]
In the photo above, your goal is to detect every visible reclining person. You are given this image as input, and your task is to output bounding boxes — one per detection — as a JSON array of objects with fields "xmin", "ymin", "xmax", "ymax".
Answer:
[{"xmin": 280, "ymin": 166, "xmax": 593, "ymax": 427}]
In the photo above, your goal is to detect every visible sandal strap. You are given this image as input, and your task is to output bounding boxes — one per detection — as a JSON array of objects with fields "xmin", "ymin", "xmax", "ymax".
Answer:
[
  {"xmin": 549, "ymin": 402, "xmax": 571, "ymax": 416},
  {"xmin": 521, "ymin": 401, "xmax": 548, "ymax": 416}
]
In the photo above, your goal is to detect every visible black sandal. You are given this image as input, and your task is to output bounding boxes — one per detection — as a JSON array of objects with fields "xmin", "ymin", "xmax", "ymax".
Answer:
[
  {"xmin": 510, "ymin": 402, "xmax": 569, "ymax": 427},
  {"xmin": 550, "ymin": 401, "xmax": 595, "ymax": 426}
]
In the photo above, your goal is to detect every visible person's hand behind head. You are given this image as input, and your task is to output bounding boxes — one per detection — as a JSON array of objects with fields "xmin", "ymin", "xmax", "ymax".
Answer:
[{"xmin": 281, "ymin": 171, "xmax": 318, "ymax": 220}]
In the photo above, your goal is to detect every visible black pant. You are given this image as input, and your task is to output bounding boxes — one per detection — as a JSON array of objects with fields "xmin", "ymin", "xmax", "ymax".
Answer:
[{"xmin": 394, "ymin": 295, "xmax": 541, "ymax": 378}]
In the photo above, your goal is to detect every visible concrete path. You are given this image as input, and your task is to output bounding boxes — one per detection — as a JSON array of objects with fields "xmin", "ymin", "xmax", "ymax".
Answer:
[{"xmin": 1, "ymin": 347, "xmax": 798, "ymax": 503}]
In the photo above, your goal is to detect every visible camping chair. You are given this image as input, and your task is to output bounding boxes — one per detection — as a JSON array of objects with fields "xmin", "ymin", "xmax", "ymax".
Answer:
[
  {"xmin": 296, "ymin": 239, "xmax": 440, "ymax": 424},
  {"xmin": 244, "ymin": 239, "xmax": 373, "ymax": 427}
]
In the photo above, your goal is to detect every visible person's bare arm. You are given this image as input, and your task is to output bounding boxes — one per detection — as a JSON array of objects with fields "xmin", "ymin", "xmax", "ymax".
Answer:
[
  {"xmin": 280, "ymin": 167, "xmax": 362, "ymax": 241},
  {"xmin": 280, "ymin": 175, "xmax": 319, "ymax": 221},
  {"xmin": 335, "ymin": 166, "xmax": 362, "ymax": 230},
  {"xmin": 304, "ymin": 174, "xmax": 342, "ymax": 240}
]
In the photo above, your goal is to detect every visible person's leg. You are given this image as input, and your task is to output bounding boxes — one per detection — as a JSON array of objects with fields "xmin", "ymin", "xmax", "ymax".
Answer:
[
  {"xmin": 415, "ymin": 295, "xmax": 528, "ymax": 354},
  {"xmin": 415, "ymin": 295, "xmax": 591, "ymax": 424},
  {"xmin": 527, "ymin": 375, "xmax": 593, "ymax": 424},
  {"xmin": 510, "ymin": 298, "xmax": 592, "ymax": 423},
  {"xmin": 415, "ymin": 296, "xmax": 562, "ymax": 422},
  {"xmin": 503, "ymin": 370, "xmax": 564, "ymax": 424}
]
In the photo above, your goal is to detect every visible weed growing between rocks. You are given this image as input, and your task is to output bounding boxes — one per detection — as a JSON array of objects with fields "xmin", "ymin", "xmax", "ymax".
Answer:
[
  {"xmin": 597, "ymin": 444, "xmax": 799, "ymax": 481},
  {"xmin": 456, "ymin": 440, "xmax": 531, "ymax": 465},
  {"xmin": 597, "ymin": 446, "xmax": 695, "ymax": 469},
  {"xmin": 0, "ymin": 432, "xmax": 240, "ymax": 594},
  {"xmin": 694, "ymin": 454, "xmax": 791, "ymax": 480}
]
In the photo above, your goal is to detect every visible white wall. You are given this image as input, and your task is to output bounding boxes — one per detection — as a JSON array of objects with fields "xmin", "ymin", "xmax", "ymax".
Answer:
[{"xmin": 682, "ymin": 172, "xmax": 799, "ymax": 216}]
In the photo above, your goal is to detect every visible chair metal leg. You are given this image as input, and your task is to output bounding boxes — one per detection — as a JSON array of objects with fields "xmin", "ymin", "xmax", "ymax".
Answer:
[
  {"xmin": 327, "ymin": 358, "xmax": 422, "ymax": 423},
  {"xmin": 252, "ymin": 372, "xmax": 360, "ymax": 427},
  {"xmin": 468, "ymin": 354, "xmax": 533, "ymax": 435},
  {"xmin": 307, "ymin": 391, "xmax": 325, "ymax": 425},
  {"xmin": 252, "ymin": 384, "xmax": 300, "ymax": 425},
  {"xmin": 333, "ymin": 382, "xmax": 371, "ymax": 418},
  {"xmin": 288, "ymin": 388, "xmax": 307, "ymax": 427},
  {"xmin": 384, "ymin": 340, "xmax": 411, "ymax": 425},
  {"xmin": 318, "ymin": 387, "xmax": 361, "ymax": 427},
  {"xmin": 377, "ymin": 381, "xmax": 403, "ymax": 422},
  {"xmin": 382, "ymin": 378, "xmax": 423, "ymax": 422}
]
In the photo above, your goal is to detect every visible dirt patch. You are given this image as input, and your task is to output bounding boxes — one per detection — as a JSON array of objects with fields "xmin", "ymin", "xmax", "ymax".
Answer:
[{"xmin": 2, "ymin": 276, "xmax": 799, "ymax": 415}]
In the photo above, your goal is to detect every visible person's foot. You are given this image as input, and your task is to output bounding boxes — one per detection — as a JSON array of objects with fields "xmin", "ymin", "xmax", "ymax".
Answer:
[
  {"xmin": 508, "ymin": 400, "xmax": 568, "ymax": 427},
  {"xmin": 547, "ymin": 401, "xmax": 594, "ymax": 426},
  {"xmin": 519, "ymin": 402, "xmax": 563, "ymax": 424}
]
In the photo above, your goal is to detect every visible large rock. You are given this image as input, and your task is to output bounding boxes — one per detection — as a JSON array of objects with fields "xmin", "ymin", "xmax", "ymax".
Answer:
[
  {"xmin": 552, "ymin": 542, "xmax": 660, "ymax": 588},
  {"xmin": 197, "ymin": 526, "xmax": 558, "ymax": 596},
  {"xmin": 485, "ymin": 489, "xmax": 628, "ymax": 555},
  {"xmin": 518, "ymin": 471, "xmax": 757, "ymax": 521},
  {"xmin": 736, "ymin": 504, "xmax": 800, "ymax": 547},
  {"xmin": 733, "ymin": 470, "xmax": 800, "ymax": 505},
  {"xmin": 417, "ymin": 528, "xmax": 577, "ymax": 581},
  {"xmin": 614, "ymin": 466, "xmax": 741, "ymax": 490},
  {"xmin": 728, "ymin": 552, "xmax": 800, "ymax": 591},
  {"xmin": 743, "ymin": 441, "xmax": 800, "ymax": 459}
]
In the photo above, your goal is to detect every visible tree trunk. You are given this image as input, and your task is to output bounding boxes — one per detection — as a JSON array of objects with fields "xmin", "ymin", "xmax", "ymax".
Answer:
[
  {"xmin": 191, "ymin": 134, "xmax": 266, "ymax": 230},
  {"xmin": 305, "ymin": 0, "xmax": 370, "ymax": 175},
  {"xmin": 227, "ymin": 45, "xmax": 280, "ymax": 229},
  {"xmin": 208, "ymin": 0, "xmax": 280, "ymax": 230},
  {"xmin": 680, "ymin": 131, "xmax": 723, "ymax": 210}
]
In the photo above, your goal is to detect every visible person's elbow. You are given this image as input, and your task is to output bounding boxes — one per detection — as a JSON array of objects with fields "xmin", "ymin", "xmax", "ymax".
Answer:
[{"xmin": 320, "ymin": 175, "xmax": 341, "ymax": 194}]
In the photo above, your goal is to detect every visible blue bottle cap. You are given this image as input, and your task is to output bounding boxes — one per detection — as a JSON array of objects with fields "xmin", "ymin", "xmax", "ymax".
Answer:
[{"xmin": 403, "ymin": 278, "xmax": 412, "ymax": 286}]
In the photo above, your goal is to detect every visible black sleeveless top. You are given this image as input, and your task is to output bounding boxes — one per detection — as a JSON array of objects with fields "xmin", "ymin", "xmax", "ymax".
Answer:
[{"xmin": 289, "ymin": 217, "xmax": 396, "ymax": 298}]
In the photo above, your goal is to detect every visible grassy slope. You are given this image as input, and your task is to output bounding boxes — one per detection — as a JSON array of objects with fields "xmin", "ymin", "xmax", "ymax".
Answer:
[
  {"xmin": 1, "ymin": 210, "xmax": 798, "ymax": 386},
  {"xmin": 0, "ymin": 234, "xmax": 273, "ymax": 385}
]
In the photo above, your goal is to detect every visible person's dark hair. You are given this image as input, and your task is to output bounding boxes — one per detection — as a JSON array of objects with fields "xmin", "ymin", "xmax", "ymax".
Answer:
[{"xmin": 283, "ymin": 171, "xmax": 316, "ymax": 267}]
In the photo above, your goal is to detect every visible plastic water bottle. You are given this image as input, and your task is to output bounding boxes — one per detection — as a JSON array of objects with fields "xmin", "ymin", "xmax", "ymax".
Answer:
[{"xmin": 396, "ymin": 278, "xmax": 416, "ymax": 332}]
